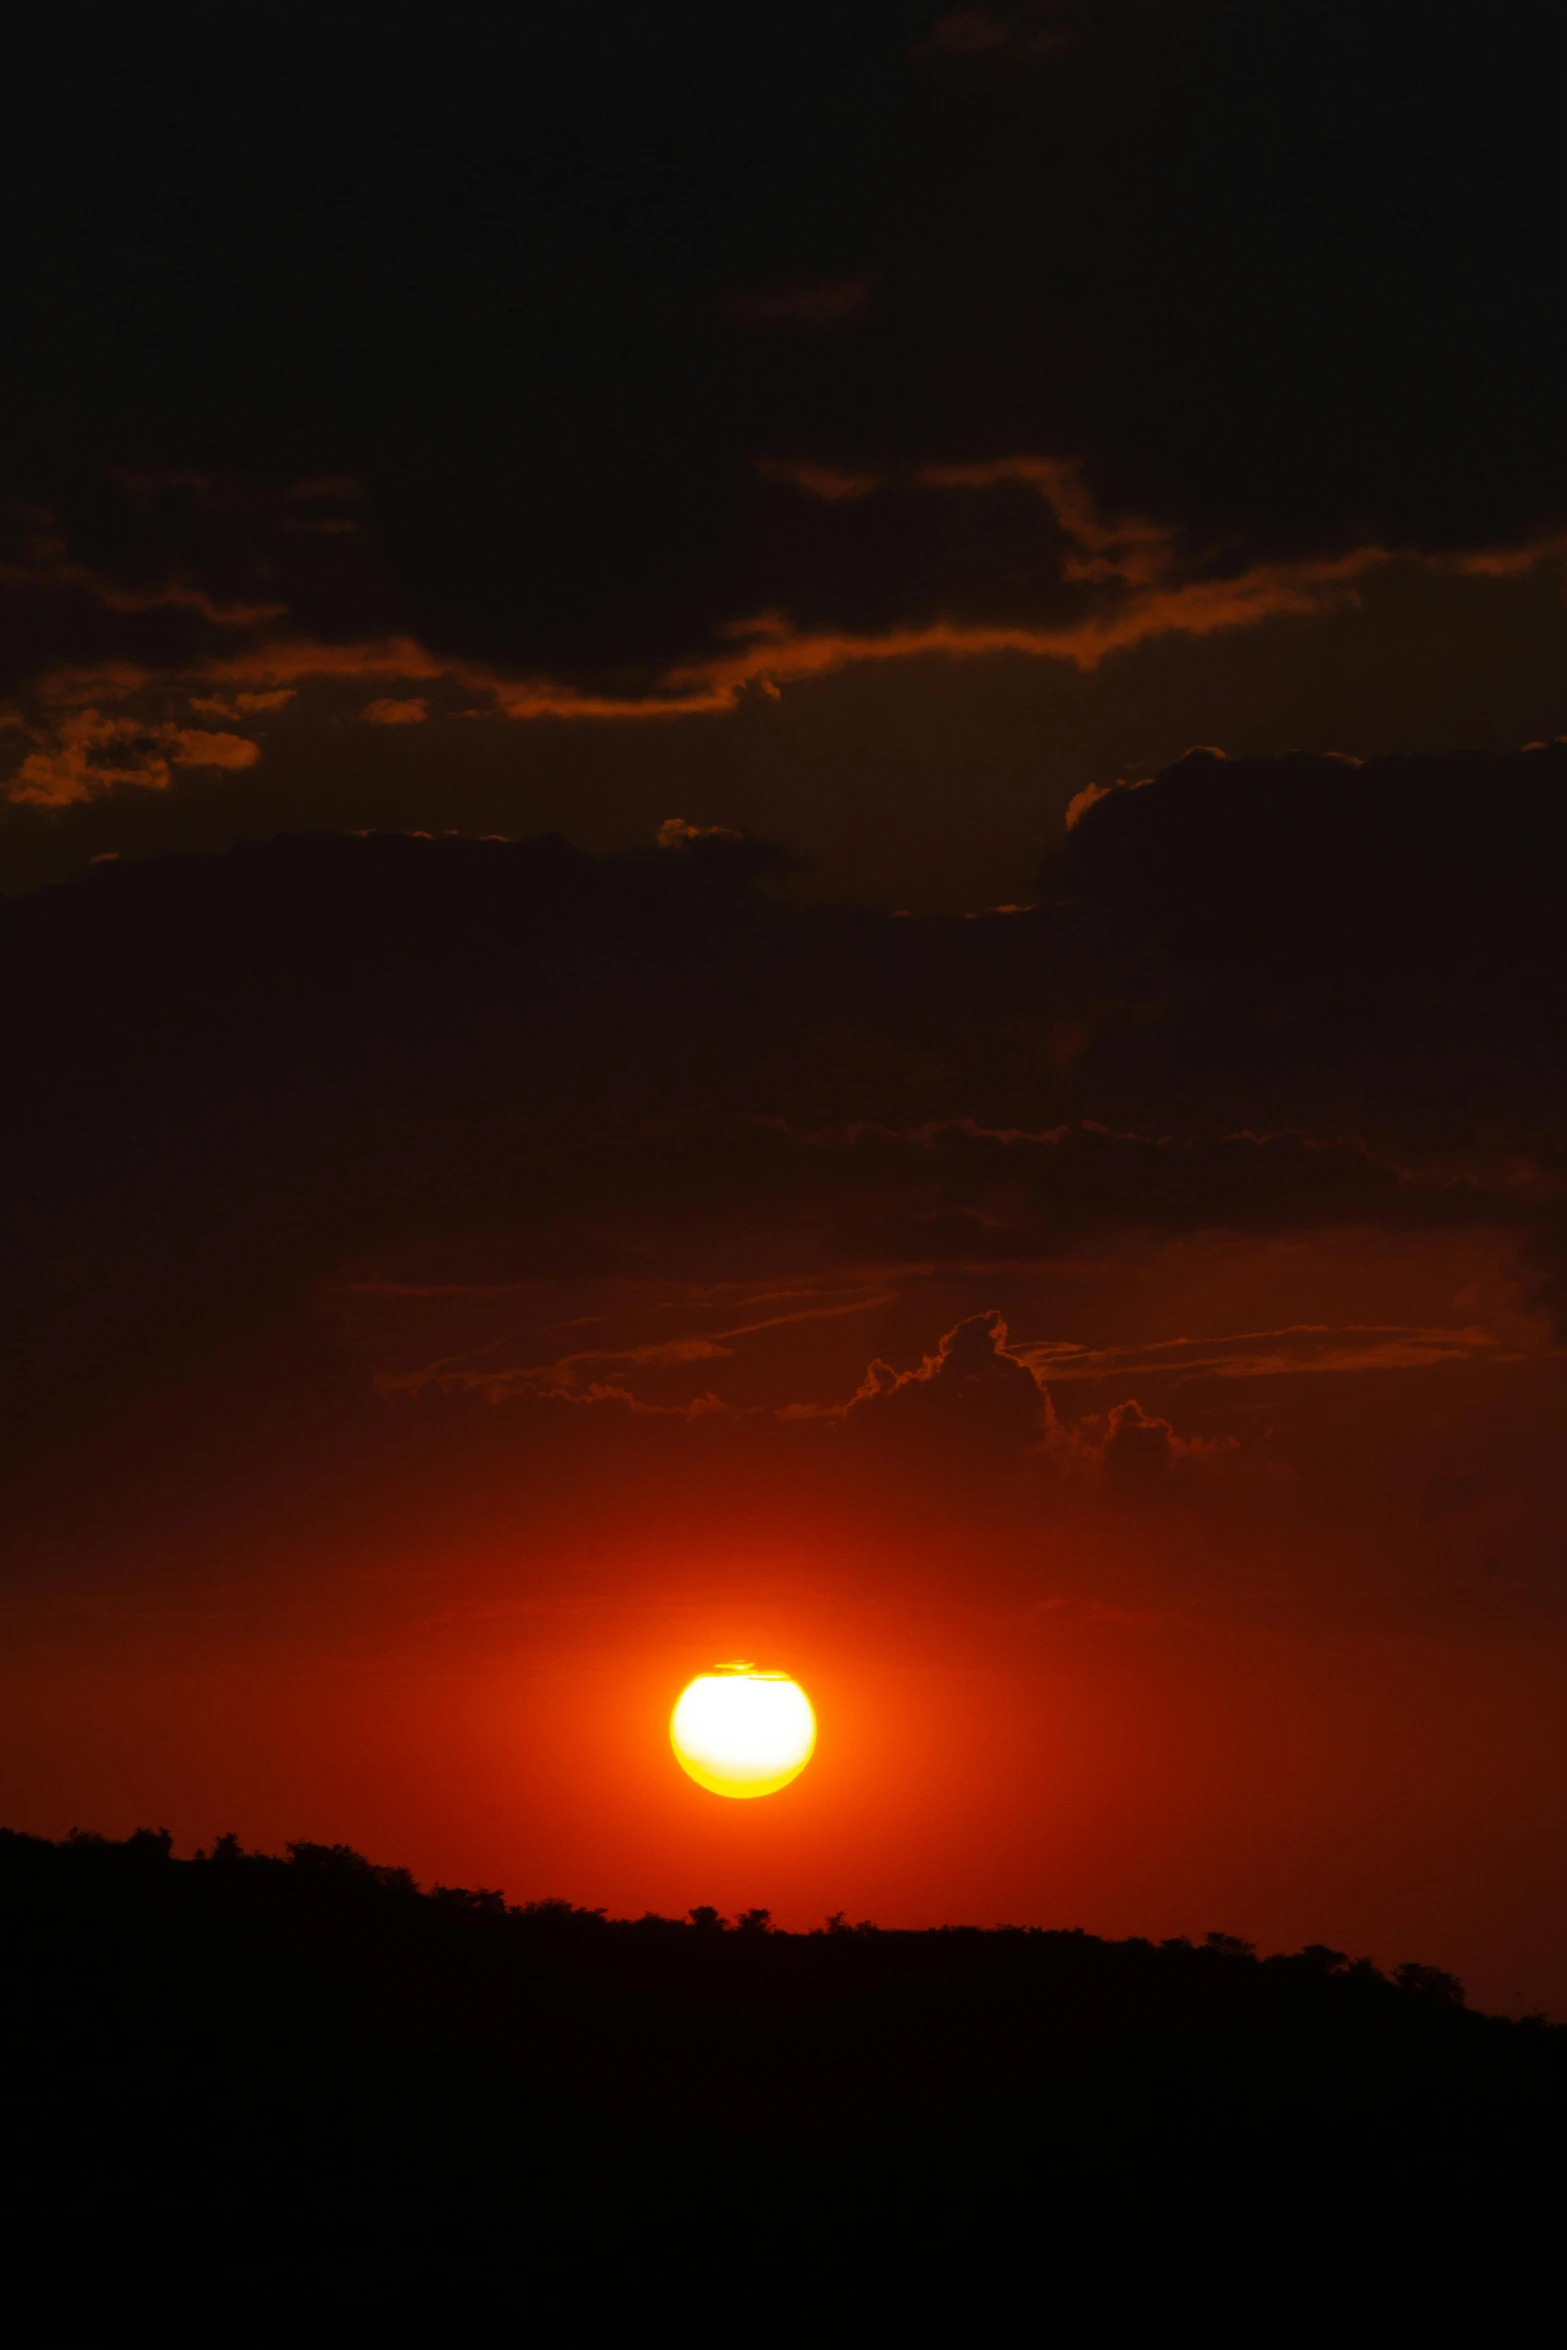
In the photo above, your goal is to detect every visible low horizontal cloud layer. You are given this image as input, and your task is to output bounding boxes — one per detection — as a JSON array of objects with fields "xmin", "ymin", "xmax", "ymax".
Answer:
[
  {"xmin": 3, "ymin": 744, "xmax": 1566, "ymax": 1628},
  {"xmin": 8, "ymin": 745, "xmax": 1564, "ymax": 1325}
]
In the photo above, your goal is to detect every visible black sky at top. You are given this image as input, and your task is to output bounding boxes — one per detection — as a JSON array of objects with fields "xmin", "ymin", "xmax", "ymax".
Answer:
[{"xmin": 6, "ymin": 1, "xmax": 1565, "ymax": 689}]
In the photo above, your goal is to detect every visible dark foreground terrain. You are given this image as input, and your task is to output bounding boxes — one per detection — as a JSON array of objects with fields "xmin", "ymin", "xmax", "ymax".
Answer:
[{"xmin": 4, "ymin": 1827, "xmax": 1562, "ymax": 2336}]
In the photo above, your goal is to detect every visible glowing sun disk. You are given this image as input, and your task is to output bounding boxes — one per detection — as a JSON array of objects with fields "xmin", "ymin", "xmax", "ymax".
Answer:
[{"xmin": 670, "ymin": 1664, "xmax": 817, "ymax": 1799}]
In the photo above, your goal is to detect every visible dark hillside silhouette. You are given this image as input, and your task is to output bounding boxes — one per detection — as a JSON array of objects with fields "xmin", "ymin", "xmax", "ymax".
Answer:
[{"xmin": 2, "ymin": 1828, "xmax": 1561, "ymax": 2334}]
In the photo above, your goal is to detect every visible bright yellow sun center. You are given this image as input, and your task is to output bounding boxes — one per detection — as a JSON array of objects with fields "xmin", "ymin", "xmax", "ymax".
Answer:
[{"xmin": 669, "ymin": 1664, "xmax": 817, "ymax": 1799}]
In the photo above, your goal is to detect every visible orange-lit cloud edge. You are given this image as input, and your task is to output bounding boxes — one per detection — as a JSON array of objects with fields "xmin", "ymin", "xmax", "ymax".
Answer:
[{"xmin": 5, "ymin": 456, "xmax": 1565, "ymax": 805}]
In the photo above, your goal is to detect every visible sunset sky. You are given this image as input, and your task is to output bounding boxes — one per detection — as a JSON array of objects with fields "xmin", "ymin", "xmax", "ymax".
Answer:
[{"xmin": 5, "ymin": 2, "xmax": 1567, "ymax": 2015}]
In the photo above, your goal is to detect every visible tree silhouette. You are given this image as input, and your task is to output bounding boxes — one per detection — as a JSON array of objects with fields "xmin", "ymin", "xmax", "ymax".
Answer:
[{"xmin": 0, "ymin": 1822, "xmax": 1557, "ymax": 2334}]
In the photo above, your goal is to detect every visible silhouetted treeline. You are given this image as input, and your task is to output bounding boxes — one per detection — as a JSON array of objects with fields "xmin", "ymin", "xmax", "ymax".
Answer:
[{"xmin": 3, "ymin": 1827, "xmax": 1561, "ymax": 2334}]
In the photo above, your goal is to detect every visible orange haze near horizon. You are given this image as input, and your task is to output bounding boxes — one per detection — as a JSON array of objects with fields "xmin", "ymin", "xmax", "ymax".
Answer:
[{"xmin": 4, "ymin": 1490, "xmax": 1566, "ymax": 2017}]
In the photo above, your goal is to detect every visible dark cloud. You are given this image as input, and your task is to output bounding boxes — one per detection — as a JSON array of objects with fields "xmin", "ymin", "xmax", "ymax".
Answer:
[
  {"xmin": 1046, "ymin": 743, "xmax": 1567, "ymax": 1149},
  {"xmin": 1053, "ymin": 744, "xmax": 1567, "ymax": 980},
  {"xmin": 2, "ymin": 762, "xmax": 1564, "ymax": 1644},
  {"xmin": 784, "ymin": 1308, "xmax": 1235, "ymax": 1506},
  {"xmin": 825, "ymin": 1310, "xmax": 1053, "ymax": 1452},
  {"xmin": 1093, "ymin": 1398, "xmax": 1228, "ymax": 1495},
  {"xmin": 815, "ymin": 1123, "xmax": 1476, "ymax": 1263},
  {"xmin": 5, "ymin": 737, "xmax": 1566, "ymax": 1479},
  {"xmin": 2, "ymin": 2, "xmax": 1563, "ymax": 744}
]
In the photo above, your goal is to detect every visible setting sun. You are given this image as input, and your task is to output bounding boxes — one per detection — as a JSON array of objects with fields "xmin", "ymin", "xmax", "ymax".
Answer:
[{"xmin": 670, "ymin": 1663, "xmax": 817, "ymax": 1799}]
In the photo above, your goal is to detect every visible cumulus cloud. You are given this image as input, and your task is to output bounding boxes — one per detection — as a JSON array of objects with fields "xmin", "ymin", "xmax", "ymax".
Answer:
[
  {"xmin": 785, "ymin": 1312, "xmax": 1239, "ymax": 1503},
  {"xmin": 1091, "ymin": 1397, "xmax": 1233, "ymax": 1493},
  {"xmin": 791, "ymin": 1310, "xmax": 1051, "ymax": 1440}
]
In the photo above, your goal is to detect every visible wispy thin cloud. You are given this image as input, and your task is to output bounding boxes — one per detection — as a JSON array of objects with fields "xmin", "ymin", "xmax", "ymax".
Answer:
[{"xmin": 1011, "ymin": 1322, "xmax": 1525, "ymax": 1385}]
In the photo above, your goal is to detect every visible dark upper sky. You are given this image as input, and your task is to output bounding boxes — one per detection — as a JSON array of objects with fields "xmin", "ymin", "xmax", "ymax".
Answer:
[
  {"xmin": 5, "ymin": 3, "xmax": 1567, "ymax": 2006},
  {"xmin": 3, "ymin": 0, "xmax": 1564, "ymax": 900}
]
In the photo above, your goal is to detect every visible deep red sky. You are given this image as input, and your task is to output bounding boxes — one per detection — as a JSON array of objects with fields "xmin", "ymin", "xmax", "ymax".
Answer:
[
  {"xmin": 5, "ymin": 1537, "xmax": 1566, "ymax": 2016},
  {"xmin": 5, "ymin": 1071, "xmax": 1567, "ymax": 2014},
  {"xmin": 4, "ymin": 4, "xmax": 1567, "ymax": 2018}
]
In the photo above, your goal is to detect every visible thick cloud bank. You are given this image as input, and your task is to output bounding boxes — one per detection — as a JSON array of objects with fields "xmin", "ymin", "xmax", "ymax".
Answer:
[{"xmin": 5, "ymin": 745, "xmax": 1566, "ymax": 1628}]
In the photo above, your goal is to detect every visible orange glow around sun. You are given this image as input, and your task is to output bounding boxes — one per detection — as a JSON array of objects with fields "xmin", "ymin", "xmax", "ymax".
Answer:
[{"xmin": 669, "ymin": 1662, "xmax": 817, "ymax": 1799}]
